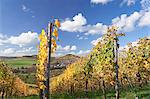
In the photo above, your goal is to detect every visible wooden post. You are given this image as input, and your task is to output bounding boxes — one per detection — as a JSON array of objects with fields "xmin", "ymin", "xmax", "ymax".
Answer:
[
  {"xmin": 102, "ymin": 80, "xmax": 106, "ymax": 99},
  {"xmin": 39, "ymin": 89, "xmax": 44, "ymax": 99},
  {"xmin": 85, "ymin": 79, "xmax": 88, "ymax": 98},
  {"xmin": 45, "ymin": 22, "xmax": 52, "ymax": 99},
  {"xmin": 114, "ymin": 36, "xmax": 119, "ymax": 99}
]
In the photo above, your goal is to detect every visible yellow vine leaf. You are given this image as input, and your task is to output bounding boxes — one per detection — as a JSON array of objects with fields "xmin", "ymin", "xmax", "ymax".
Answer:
[
  {"xmin": 52, "ymin": 29, "xmax": 58, "ymax": 39},
  {"xmin": 55, "ymin": 19, "xmax": 60, "ymax": 28},
  {"xmin": 36, "ymin": 29, "xmax": 48, "ymax": 91}
]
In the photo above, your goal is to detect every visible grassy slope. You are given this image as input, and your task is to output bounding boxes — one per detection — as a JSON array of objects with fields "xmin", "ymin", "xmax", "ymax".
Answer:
[
  {"xmin": 17, "ymin": 73, "xmax": 36, "ymax": 84},
  {"xmin": 12, "ymin": 84, "xmax": 150, "ymax": 99},
  {"xmin": 4, "ymin": 57, "xmax": 36, "ymax": 68},
  {"xmin": 2, "ymin": 55, "xmax": 78, "ymax": 84},
  {"xmin": 2, "ymin": 54, "xmax": 78, "ymax": 69}
]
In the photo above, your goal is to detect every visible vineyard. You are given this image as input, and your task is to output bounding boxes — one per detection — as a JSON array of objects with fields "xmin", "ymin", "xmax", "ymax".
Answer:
[
  {"xmin": 50, "ymin": 26, "xmax": 150, "ymax": 98},
  {"xmin": 0, "ymin": 24, "xmax": 150, "ymax": 99},
  {"xmin": 1, "ymin": 0, "xmax": 150, "ymax": 98}
]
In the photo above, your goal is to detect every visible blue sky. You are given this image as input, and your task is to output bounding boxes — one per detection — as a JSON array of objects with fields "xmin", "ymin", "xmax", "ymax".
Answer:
[{"xmin": 0, "ymin": 0, "xmax": 150, "ymax": 56}]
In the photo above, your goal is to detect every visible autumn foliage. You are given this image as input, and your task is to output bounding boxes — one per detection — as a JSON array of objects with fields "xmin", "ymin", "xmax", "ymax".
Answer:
[
  {"xmin": 0, "ymin": 62, "xmax": 38, "ymax": 97},
  {"xmin": 50, "ymin": 27, "xmax": 150, "ymax": 94}
]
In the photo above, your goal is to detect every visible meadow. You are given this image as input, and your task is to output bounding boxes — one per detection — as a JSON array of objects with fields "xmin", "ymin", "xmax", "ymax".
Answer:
[{"xmin": 3, "ymin": 57, "xmax": 36, "ymax": 68}]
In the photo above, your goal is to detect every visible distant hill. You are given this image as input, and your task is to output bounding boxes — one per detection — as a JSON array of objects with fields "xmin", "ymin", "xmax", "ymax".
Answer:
[
  {"xmin": 0, "ymin": 55, "xmax": 36, "ymax": 60},
  {"xmin": 0, "ymin": 54, "xmax": 80, "ymax": 68},
  {"xmin": 51, "ymin": 54, "xmax": 80, "ymax": 69},
  {"xmin": 57, "ymin": 54, "xmax": 80, "ymax": 60},
  {"xmin": 9, "ymin": 54, "xmax": 80, "ymax": 77}
]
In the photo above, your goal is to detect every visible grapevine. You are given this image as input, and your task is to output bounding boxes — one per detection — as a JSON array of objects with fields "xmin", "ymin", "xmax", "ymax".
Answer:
[{"xmin": 36, "ymin": 19, "xmax": 60, "ymax": 98}]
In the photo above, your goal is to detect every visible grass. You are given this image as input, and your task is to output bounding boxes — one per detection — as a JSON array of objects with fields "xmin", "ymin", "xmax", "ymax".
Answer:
[
  {"xmin": 3, "ymin": 56, "xmax": 56, "ymax": 68},
  {"xmin": 17, "ymin": 69, "xmax": 66, "ymax": 84},
  {"xmin": 7, "ymin": 95, "xmax": 39, "ymax": 99},
  {"xmin": 50, "ymin": 86, "xmax": 150, "ymax": 99},
  {"xmin": 4, "ymin": 57, "xmax": 36, "ymax": 68},
  {"xmin": 11, "ymin": 84, "xmax": 150, "ymax": 99},
  {"xmin": 17, "ymin": 73, "xmax": 36, "ymax": 84}
]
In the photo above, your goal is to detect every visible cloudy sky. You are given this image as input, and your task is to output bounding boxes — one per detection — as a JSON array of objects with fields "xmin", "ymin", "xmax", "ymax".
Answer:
[{"xmin": 0, "ymin": 0, "xmax": 150, "ymax": 56}]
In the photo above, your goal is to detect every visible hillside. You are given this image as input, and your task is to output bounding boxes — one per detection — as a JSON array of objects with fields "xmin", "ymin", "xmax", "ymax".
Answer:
[
  {"xmin": 10, "ymin": 54, "xmax": 80, "ymax": 73},
  {"xmin": 0, "ymin": 54, "xmax": 79, "ymax": 69},
  {"xmin": 51, "ymin": 54, "xmax": 80, "ymax": 69},
  {"xmin": 50, "ymin": 35, "xmax": 150, "ymax": 97},
  {"xmin": 0, "ymin": 62, "xmax": 38, "ymax": 96},
  {"xmin": 0, "ymin": 54, "xmax": 80, "ymax": 84}
]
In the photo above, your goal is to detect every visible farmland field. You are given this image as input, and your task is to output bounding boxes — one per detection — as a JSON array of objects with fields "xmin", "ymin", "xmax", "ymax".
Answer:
[{"xmin": 3, "ymin": 57, "xmax": 36, "ymax": 68}]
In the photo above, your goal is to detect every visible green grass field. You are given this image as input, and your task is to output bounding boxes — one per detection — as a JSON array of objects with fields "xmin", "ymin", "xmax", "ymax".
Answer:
[
  {"xmin": 4, "ymin": 57, "xmax": 36, "ymax": 68},
  {"xmin": 3, "ymin": 56, "xmax": 56, "ymax": 68},
  {"xmin": 17, "ymin": 69, "xmax": 66, "ymax": 84},
  {"xmin": 10, "ymin": 84, "xmax": 150, "ymax": 99},
  {"xmin": 17, "ymin": 73, "xmax": 36, "ymax": 84}
]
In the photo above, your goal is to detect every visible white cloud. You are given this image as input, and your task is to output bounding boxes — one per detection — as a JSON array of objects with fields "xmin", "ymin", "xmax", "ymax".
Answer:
[
  {"xmin": 84, "ymin": 23, "xmax": 107, "ymax": 35},
  {"xmin": 55, "ymin": 53, "xmax": 63, "ymax": 57},
  {"xmin": 112, "ymin": 10, "xmax": 150, "ymax": 32},
  {"xmin": 120, "ymin": 0, "xmax": 136, "ymax": 6},
  {"xmin": 63, "ymin": 45, "xmax": 70, "ymax": 51},
  {"xmin": 61, "ymin": 11, "xmax": 150, "ymax": 35},
  {"xmin": 54, "ymin": 51, "xmax": 77, "ymax": 57},
  {"xmin": 91, "ymin": 0, "xmax": 136, "ymax": 6},
  {"xmin": 0, "ymin": 34, "xmax": 3, "ymax": 38},
  {"xmin": 77, "ymin": 50, "xmax": 83, "ymax": 55},
  {"xmin": 0, "ymin": 46, "xmax": 37, "ymax": 57},
  {"xmin": 57, "ymin": 45, "xmax": 77, "ymax": 52},
  {"xmin": 91, "ymin": 37, "xmax": 102, "ymax": 46},
  {"xmin": 0, "ymin": 33, "xmax": 7, "ymax": 39},
  {"xmin": 60, "ymin": 13, "xmax": 87, "ymax": 32},
  {"xmin": 22, "ymin": 4, "xmax": 30, "ymax": 12},
  {"xmin": 76, "ymin": 34, "xmax": 80, "ymax": 37},
  {"xmin": 91, "ymin": 0, "xmax": 113, "ymax": 4},
  {"xmin": 119, "ymin": 45, "xmax": 130, "ymax": 52},
  {"xmin": 112, "ymin": 11, "xmax": 142, "ymax": 32},
  {"xmin": 60, "ymin": 10, "xmax": 148, "ymax": 36},
  {"xmin": 78, "ymin": 36, "xmax": 88, "ymax": 40},
  {"xmin": 3, "ymin": 48, "xmax": 15, "ymax": 55},
  {"xmin": 32, "ymin": 16, "xmax": 35, "ymax": 18},
  {"xmin": 79, "ymin": 37, "xmax": 83, "ymax": 40},
  {"xmin": 131, "ymin": 41, "xmax": 139, "ymax": 46},
  {"xmin": 77, "ymin": 50, "xmax": 91, "ymax": 56},
  {"xmin": 0, "ymin": 33, "xmax": 8, "ymax": 45},
  {"xmin": 8, "ymin": 31, "xmax": 38, "ymax": 47},
  {"xmin": 55, "ymin": 45, "xmax": 90, "ymax": 57},
  {"xmin": 68, "ymin": 51, "xmax": 76, "ymax": 55},
  {"xmin": 138, "ymin": 11, "xmax": 150, "ymax": 27},
  {"xmin": 119, "ymin": 39, "xmax": 141, "ymax": 51},
  {"xmin": 76, "ymin": 34, "xmax": 88, "ymax": 40},
  {"xmin": 55, "ymin": 49, "xmax": 91, "ymax": 57},
  {"xmin": 0, "ymin": 32, "xmax": 38, "ymax": 56},
  {"xmin": 71, "ymin": 45, "xmax": 77, "ymax": 51},
  {"xmin": 147, "ymin": 36, "xmax": 150, "ymax": 39},
  {"xmin": 60, "ymin": 13, "xmax": 108, "ymax": 35},
  {"xmin": 84, "ymin": 37, "xmax": 88, "ymax": 40},
  {"xmin": 16, "ymin": 47, "xmax": 33, "ymax": 53},
  {"xmin": 0, "ymin": 31, "xmax": 38, "ymax": 47},
  {"xmin": 140, "ymin": 0, "xmax": 150, "ymax": 11}
]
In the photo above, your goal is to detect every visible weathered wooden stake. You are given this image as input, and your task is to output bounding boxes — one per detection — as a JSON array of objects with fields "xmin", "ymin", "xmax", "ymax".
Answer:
[
  {"xmin": 114, "ymin": 36, "xmax": 119, "ymax": 99},
  {"xmin": 45, "ymin": 22, "xmax": 53, "ymax": 99}
]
